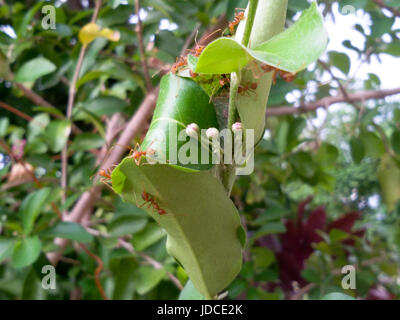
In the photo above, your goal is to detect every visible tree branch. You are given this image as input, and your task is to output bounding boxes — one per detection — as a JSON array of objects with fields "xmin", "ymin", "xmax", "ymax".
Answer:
[
  {"xmin": 135, "ymin": 0, "xmax": 152, "ymax": 91},
  {"xmin": 47, "ymin": 87, "xmax": 159, "ymax": 265},
  {"xmin": 266, "ymin": 87, "xmax": 400, "ymax": 117},
  {"xmin": 373, "ymin": 0, "xmax": 400, "ymax": 17},
  {"xmin": 61, "ymin": 0, "xmax": 102, "ymax": 205}
]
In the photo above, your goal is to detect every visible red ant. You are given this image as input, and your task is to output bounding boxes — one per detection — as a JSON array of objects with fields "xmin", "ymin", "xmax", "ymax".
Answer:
[
  {"xmin": 171, "ymin": 56, "xmax": 187, "ymax": 74},
  {"xmin": 238, "ymin": 82, "xmax": 257, "ymax": 95},
  {"xmin": 127, "ymin": 143, "xmax": 156, "ymax": 166},
  {"xmin": 188, "ymin": 44, "xmax": 205, "ymax": 57},
  {"xmin": 91, "ymin": 167, "xmax": 114, "ymax": 190},
  {"xmin": 140, "ymin": 191, "xmax": 167, "ymax": 215},
  {"xmin": 260, "ymin": 64, "xmax": 296, "ymax": 84},
  {"xmin": 189, "ymin": 70, "xmax": 198, "ymax": 78},
  {"xmin": 279, "ymin": 70, "xmax": 296, "ymax": 82},
  {"xmin": 229, "ymin": 9, "xmax": 245, "ymax": 34},
  {"xmin": 219, "ymin": 74, "xmax": 230, "ymax": 88}
]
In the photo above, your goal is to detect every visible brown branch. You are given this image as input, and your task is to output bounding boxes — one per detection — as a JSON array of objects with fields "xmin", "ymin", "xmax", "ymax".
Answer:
[
  {"xmin": 373, "ymin": 0, "xmax": 400, "ymax": 17},
  {"xmin": 135, "ymin": 0, "xmax": 152, "ymax": 91},
  {"xmin": 11, "ymin": 82, "xmax": 82, "ymax": 134},
  {"xmin": 14, "ymin": 83, "xmax": 53, "ymax": 108},
  {"xmin": 79, "ymin": 243, "xmax": 109, "ymax": 300},
  {"xmin": 290, "ymin": 283, "xmax": 316, "ymax": 300},
  {"xmin": 47, "ymin": 86, "xmax": 159, "ymax": 265},
  {"xmin": 318, "ymin": 59, "xmax": 349, "ymax": 99},
  {"xmin": 0, "ymin": 101, "xmax": 34, "ymax": 122},
  {"xmin": 266, "ymin": 87, "xmax": 400, "ymax": 117}
]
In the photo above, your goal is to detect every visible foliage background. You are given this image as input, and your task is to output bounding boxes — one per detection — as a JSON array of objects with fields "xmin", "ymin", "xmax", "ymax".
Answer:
[{"xmin": 0, "ymin": 0, "xmax": 400, "ymax": 300}]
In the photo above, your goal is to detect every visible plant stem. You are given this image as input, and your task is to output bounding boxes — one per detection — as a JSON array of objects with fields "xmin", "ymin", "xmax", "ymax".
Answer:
[
  {"xmin": 241, "ymin": 0, "xmax": 259, "ymax": 47},
  {"xmin": 222, "ymin": 0, "xmax": 259, "ymax": 194},
  {"xmin": 227, "ymin": 72, "xmax": 240, "ymax": 130}
]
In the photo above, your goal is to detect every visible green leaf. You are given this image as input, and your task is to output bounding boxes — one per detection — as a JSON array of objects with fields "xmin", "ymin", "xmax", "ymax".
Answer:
[
  {"xmin": 196, "ymin": 2, "xmax": 328, "ymax": 74},
  {"xmin": 131, "ymin": 222, "xmax": 167, "ymax": 251},
  {"xmin": 12, "ymin": 236, "xmax": 42, "ymax": 269},
  {"xmin": 135, "ymin": 266, "xmax": 167, "ymax": 295},
  {"xmin": 20, "ymin": 188, "xmax": 52, "ymax": 235},
  {"xmin": 22, "ymin": 267, "xmax": 45, "ymax": 300},
  {"xmin": 391, "ymin": 130, "xmax": 400, "ymax": 155},
  {"xmin": 179, "ymin": 280, "xmax": 205, "ymax": 300},
  {"xmin": 108, "ymin": 214, "xmax": 148, "ymax": 237},
  {"xmin": 316, "ymin": 143, "xmax": 339, "ymax": 167},
  {"xmin": 75, "ymin": 96, "xmax": 129, "ymax": 119},
  {"xmin": 250, "ymin": 2, "xmax": 328, "ymax": 73},
  {"xmin": 248, "ymin": 221, "xmax": 286, "ymax": 245},
  {"xmin": 40, "ymin": 222, "xmax": 94, "ymax": 243},
  {"xmin": 112, "ymin": 161, "xmax": 243, "ymax": 299},
  {"xmin": 0, "ymin": 238, "xmax": 15, "ymax": 262},
  {"xmin": 45, "ymin": 120, "xmax": 71, "ymax": 153},
  {"xmin": 251, "ymin": 247, "xmax": 275, "ymax": 269},
  {"xmin": 70, "ymin": 133, "xmax": 104, "ymax": 151},
  {"xmin": 235, "ymin": 0, "xmax": 289, "ymax": 143},
  {"xmin": 361, "ymin": 131, "xmax": 385, "ymax": 158},
  {"xmin": 290, "ymin": 151, "xmax": 316, "ymax": 179},
  {"xmin": 14, "ymin": 57, "xmax": 56, "ymax": 83},
  {"xmin": 0, "ymin": 52, "xmax": 10, "ymax": 79},
  {"xmin": 0, "ymin": 117, "xmax": 9, "ymax": 137},
  {"xmin": 110, "ymin": 257, "xmax": 137, "ymax": 300},
  {"xmin": 139, "ymin": 74, "xmax": 219, "ymax": 171},
  {"xmin": 321, "ymin": 292, "xmax": 356, "ymax": 300},
  {"xmin": 350, "ymin": 137, "xmax": 365, "ymax": 164},
  {"xmin": 329, "ymin": 51, "xmax": 351, "ymax": 75},
  {"xmin": 195, "ymin": 38, "xmax": 251, "ymax": 74},
  {"xmin": 378, "ymin": 154, "xmax": 400, "ymax": 212}
]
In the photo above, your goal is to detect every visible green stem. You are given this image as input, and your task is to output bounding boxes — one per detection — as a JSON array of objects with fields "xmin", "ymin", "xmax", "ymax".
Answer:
[
  {"xmin": 227, "ymin": 72, "xmax": 240, "ymax": 130},
  {"xmin": 222, "ymin": 0, "xmax": 259, "ymax": 194},
  {"xmin": 241, "ymin": 0, "xmax": 259, "ymax": 47}
]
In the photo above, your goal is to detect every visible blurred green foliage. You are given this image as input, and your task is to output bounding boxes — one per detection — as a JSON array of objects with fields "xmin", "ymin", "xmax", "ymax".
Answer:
[{"xmin": 0, "ymin": 0, "xmax": 399, "ymax": 300}]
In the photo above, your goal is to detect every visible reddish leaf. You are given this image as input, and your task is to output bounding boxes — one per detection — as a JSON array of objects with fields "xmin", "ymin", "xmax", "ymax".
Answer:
[{"xmin": 327, "ymin": 211, "xmax": 361, "ymax": 233}]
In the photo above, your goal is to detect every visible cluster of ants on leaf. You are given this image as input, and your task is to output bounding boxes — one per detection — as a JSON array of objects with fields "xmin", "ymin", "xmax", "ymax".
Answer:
[
  {"xmin": 95, "ymin": 9, "xmax": 297, "ymax": 217},
  {"xmin": 97, "ymin": 144, "xmax": 166, "ymax": 216},
  {"xmin": 171, "ymin": 8, "xmax": 296, "ymax": 95}
]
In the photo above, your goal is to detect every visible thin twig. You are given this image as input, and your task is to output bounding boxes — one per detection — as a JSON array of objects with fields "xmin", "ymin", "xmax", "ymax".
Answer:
[
  {"xmin": 318, "ymin": 59, "xmax": 349, "ymax": 99},
  {"xmin": 118, "ymin": 239, "xmax": 183, "ymax": 290},
  {"xmin": 79, "ymin": 243, "xmax": 109, "ymax": 300},
  {"xmin": 61, "ymin": 0, "xmax": 102, "ymax": 205},
  {"xmin": 135, "ymin": 0, "xmax": 152, "ymax": 91},
  {"xmin": 47, "ymin": 86, "xmax": 159, "ymax": 265},
  {"xmin": 0, "ymin": 101, "xmax": 34, "ymax": 122},
  {"xmin": 266, "ymin": 87, "xmax": 400, "ymax": 116},
  {"xmin": 14, "ymin": 82, "xmax": 53, "ymax": 108},
  {"xmin": 290, "ymin": 283, "xmax": 316, "ymax": 300},
  {"xmin": 372, "ymin": 0, "xmax": 400, "ymax": 17}
]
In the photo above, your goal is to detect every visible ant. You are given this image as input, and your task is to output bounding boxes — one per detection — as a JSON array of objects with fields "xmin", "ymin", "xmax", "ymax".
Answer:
[
  {"xmin": 189, "ymin": 70, "xmax": 198, "ymax": 78},
  {"xmin": 219, "ymin": 74, "xmax": 230, "ymax": 88},
  {"xmin": 188, "ymin": 28, "xmax": 222, "ymax": 57},
  {"xmin": 188, "ymin": 44, "xmax": 205, "ymax": 57},
  {"xmin": 229, "ymin": 9, "xmax": 245, "ymax": 34},
  {"xmin": 279, "ymin": 70, "xmax": 296, "ymax": 82},
  {"xmin": 260, "ymin": 64, "xmax": 296, "ymax": 84},
  {"xmin": 124, "ymin": 142, "xmax": 156, "ymax": 166},
  {"xmin": 91, "ymin": 167, "xmax": 114, "ymax": 190},
  {"xmin": 140, "ymin": 191, "xmax": 167, "ymax": 215},
  {"xmin": 238, "ymin": 82, "xmax": 257, "ymax": 95},
  {"xmin": 130, "ymin": 146, "xmax": 156, "ymax": 166},
  {"xmin": 171, "ymin": 56, "xmax": 188, "ymax": 74}
]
